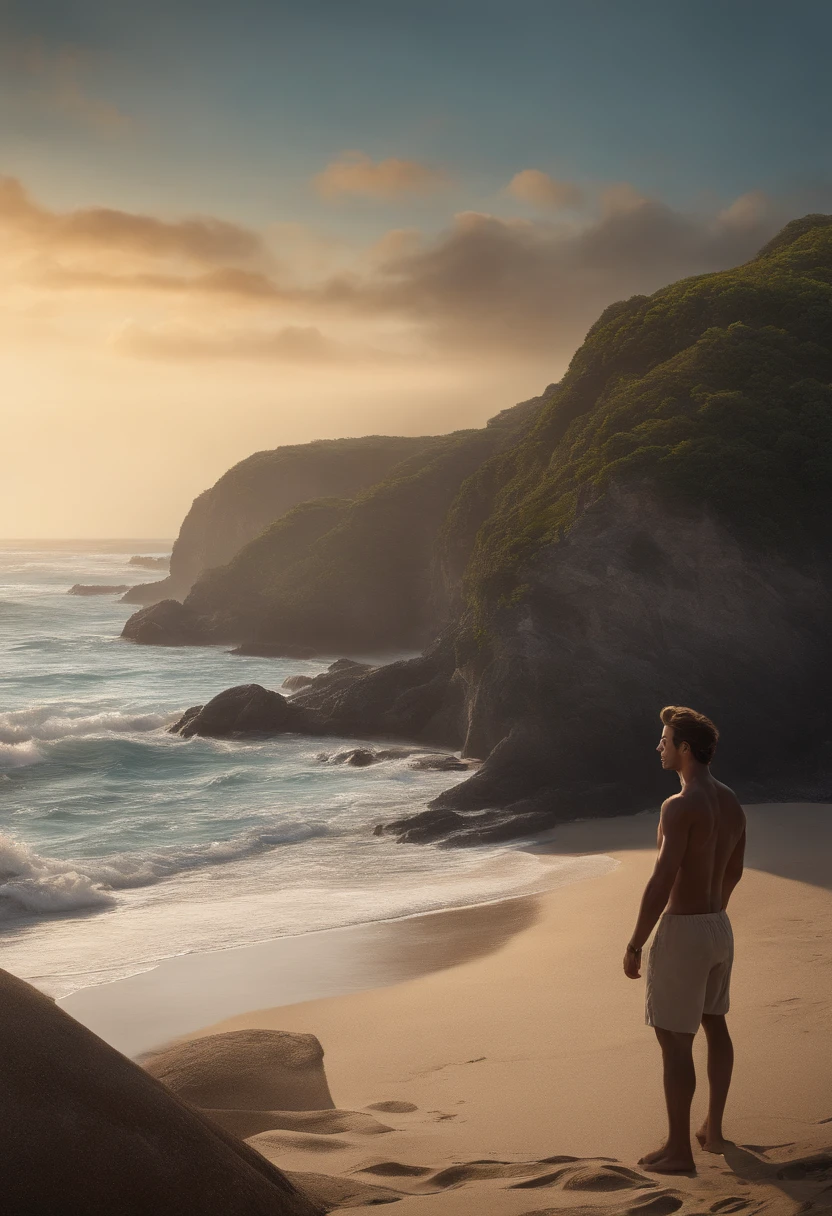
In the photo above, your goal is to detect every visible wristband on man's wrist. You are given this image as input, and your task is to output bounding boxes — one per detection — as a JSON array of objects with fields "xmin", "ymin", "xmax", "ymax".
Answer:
[{"xmin": 626, "ymin": 942, "xmax": 642, "ymax": 954}]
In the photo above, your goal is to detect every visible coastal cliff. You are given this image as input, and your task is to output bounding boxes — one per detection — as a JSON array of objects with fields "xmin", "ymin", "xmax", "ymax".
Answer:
[
  {"xmin": 126, "ymin": 215, "xmax": 832, "ymax": 842},
  {"xmin": 122, "ymin": 434, "xmax": 443, "ymax": 604},
  {"xmin": 123, "ymin": 395, "xmax": 549, "ymax": 650}
]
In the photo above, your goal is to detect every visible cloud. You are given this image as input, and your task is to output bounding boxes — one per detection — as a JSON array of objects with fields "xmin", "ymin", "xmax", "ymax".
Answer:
[
  {"xmin": 4, "ymin": 40, "xmax": 130, "ymax": 134},
  {"xmin": 334, "ymin": 189, "xmax": 786, "ymax": 355},
  {"xmin": 0, "ymin": 177, "xmax": 265, "ymax": 264},
  {"xmin": 112, "ymin": 320, "xmax": 394, "ymax": 364},
  {"xmin": 32, "ymin": 262, "xmax": 287, "ymax": 301},
  {"xmin": 314, "ymin": 151, "xmax": 449, "ymax": 201},
  {"xmin": 507, "ymin": 169, "xmax": 585, "ymax": 210},
  {"xmin": 2, "ymin": 172, "xmax": 819, "ymax": 367}
]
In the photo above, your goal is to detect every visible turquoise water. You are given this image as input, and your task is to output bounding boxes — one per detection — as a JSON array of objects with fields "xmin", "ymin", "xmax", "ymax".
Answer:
[{"xmin": 0, "ymin": 541, "xmax": 608, "ymax": 998}]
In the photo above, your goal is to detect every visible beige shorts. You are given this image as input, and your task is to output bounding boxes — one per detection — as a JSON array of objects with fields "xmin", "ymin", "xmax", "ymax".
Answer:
[{"xmin": 645, "ymin": 910, "xmax": 733, "ymax": 1034}]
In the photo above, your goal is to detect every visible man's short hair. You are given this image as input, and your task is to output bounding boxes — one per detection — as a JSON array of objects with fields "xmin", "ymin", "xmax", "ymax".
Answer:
[{"xmin": 660, "ymin": 705, "xmax": 719, "ymax": 764}]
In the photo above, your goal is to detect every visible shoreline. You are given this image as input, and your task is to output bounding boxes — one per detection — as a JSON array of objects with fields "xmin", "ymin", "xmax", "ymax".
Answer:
[
  {"xmin": 180, "ymin": 803, "xmax": 832, "ymax": 1171},
  {"xmin": 59, "ymin": 848, "xmax": 617, "ymax": 1058}
]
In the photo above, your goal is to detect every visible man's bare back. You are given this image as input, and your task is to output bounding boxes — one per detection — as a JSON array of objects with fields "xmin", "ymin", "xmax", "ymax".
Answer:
[{"xmin": 662, "ymin": 778, "xmax": 746, "ymax": 915}]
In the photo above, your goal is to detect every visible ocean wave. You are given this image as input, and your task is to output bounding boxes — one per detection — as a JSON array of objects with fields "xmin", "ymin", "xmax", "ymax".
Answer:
[
  {"xmin": 0, "ymin": 836, "xmax": 117, "ymax": 916},
  {"xmin": 0, "ymin": 740, "xmax": 44, "ymax": 768},
  {"xmin": 0, "ymin": 820, "xmax": 329, "ymax": 920},
  {"xmin": 0, "ymin": 707, "xmax": 170, "ymax": 747}
]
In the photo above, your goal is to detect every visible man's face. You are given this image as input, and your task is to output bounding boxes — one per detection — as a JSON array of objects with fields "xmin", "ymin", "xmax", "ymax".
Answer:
[{"xmin": 657, "ymin": 724, "xmax": 683, "ymax": 771}]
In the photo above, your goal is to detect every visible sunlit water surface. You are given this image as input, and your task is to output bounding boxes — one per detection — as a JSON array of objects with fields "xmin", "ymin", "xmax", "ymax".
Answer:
[{"xmin": 0, "ymin": 541, "xmax": 611, "ymax": 998}]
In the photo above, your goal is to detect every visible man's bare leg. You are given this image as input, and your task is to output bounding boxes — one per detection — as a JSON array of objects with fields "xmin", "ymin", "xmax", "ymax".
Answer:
[
  {"xmin": 695, "ymin": 1014, "xmax": 733, "ymax": 1153},
  {"xmin": 639, "ymin": 1028, "xmax": 696, "ymax": 1172}
]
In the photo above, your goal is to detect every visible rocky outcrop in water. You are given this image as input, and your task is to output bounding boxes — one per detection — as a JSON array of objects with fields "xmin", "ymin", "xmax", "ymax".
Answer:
[
  {"xmin": 169, "ymin": 684, "xmax": 315, "ymax": 738},
  {"xmin": 128, "ymin": 555, "xmax": 169, "ymax": 569},
  {"xmin": 121, "ymin": 599, "xmax": 204, "ymax": 645},
  {"xmin": 69, "ymin": 584, "xmax": 129, "ymax": 596}
]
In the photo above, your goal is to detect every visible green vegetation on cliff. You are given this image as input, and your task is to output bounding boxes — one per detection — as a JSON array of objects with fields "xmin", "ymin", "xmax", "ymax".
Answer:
[
  {"xmin": 185, "ymin": 403, "xmax": 542, "ymax": 650},
  {"xmin": 462, "ymin": 214, "xmax": 832, "ymax": 622},
  {"xmin": 165, "ymin": 434, "xmax": 444, "ymax": 594}
]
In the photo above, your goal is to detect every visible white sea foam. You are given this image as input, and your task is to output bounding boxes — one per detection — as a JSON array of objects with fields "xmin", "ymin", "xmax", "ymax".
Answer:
[
  {"xmin": 0, "ymin": 739, "xmax": 44, "ymax": 768},
  {"xmin": 0, "ymin": 836, "xmax": 116, "ymax": 915},
  {"xmin": 0, "ymin": 820, "xmax": 329, "ymax": 920},
  {"xmin": 0, "ymin": 707, "xmax": 169, "ymax": 746}
]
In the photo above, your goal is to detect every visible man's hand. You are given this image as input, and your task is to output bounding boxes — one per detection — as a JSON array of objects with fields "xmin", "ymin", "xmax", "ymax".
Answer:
[{"xmin": 623, "ymin": 945, "xmax": 642, "ymax": 979}]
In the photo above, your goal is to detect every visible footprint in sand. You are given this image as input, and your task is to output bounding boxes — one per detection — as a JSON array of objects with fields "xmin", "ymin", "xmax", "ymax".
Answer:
[
  {"xmin": 513, "ymin": 1162, "xmax": 656, "ymax": 1192},
  {"xmin": 709, "ymin": 1199, "xmax": 751, "ymax": 1212},
  {"xmin": 520, "ymin": 1196, "xmax": 684, "ymax": 1216},
  {"xmin": 207, "ymin": 1106, "xmax": 394, "ymax": 1139},
  {"xmin": 627, "ymin": 1192, "xmax": 686, "ymax": 1216},
  {"xmin": 738, "ymin": 1143, "xmax": 796, "ymax": 1154},
  {"xmin": 775, "ymin": 1153, "xmax": 832, "ymax": 1181},
  {"xmin": 355, "ymin": 1158, "xmax": 562, "ymax": 1193},
  {"xmin": 366, "ymin": 1101, "xmax": 419, "ymax": 1114}
]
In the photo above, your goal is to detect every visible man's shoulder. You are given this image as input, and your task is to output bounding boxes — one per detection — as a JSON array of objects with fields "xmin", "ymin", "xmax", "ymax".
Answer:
[{"xmin": 660, "ymin": 791, "xmax": 695, "ymax": 820}]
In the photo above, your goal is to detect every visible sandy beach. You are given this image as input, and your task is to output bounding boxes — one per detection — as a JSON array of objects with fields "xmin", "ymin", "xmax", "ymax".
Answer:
[{"xmin": 111, "ymin": 802, "xmax": 831, "ymax": 1213}]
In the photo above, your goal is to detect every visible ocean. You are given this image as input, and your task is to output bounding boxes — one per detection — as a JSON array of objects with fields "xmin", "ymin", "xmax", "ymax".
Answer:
[{"xmin": 0, "ymin": 541, "xmax": 612, "ymax": 1000}]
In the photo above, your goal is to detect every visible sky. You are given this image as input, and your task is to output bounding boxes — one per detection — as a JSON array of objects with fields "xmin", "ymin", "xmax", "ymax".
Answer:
[{"xmin": 2, "ymin": 0, "xmax": 831, "ymax": 537}]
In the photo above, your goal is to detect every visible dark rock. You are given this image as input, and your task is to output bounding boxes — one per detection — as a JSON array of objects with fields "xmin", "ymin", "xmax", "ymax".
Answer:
[
  {"xmin": 121, "ymin": 599, "xmax": 204, "ymax": 646},
  {"xmin": 376, "ymin": 807, "xmax": 468, "ymax": 844},
  {"xmin": 408, "ymin": 753, "xmax": 470, "ymax": 771},
  {"xmin": 282, "ymin": 674, "xmax": 315, "ymax": 691},
  {"xmin": 69, "ymin": 584, "xmax": 129, "ymax": 596},
  {"xmin": 230, "ymin": 642, "xmax": 319, "ymax": 659},
  {"xmin": 337, "ymin": 748, "xmax": 377, "ymax": 767},
  {"xmin": 0, "ymin": 968, "xmax": 324, "ymax": 1216},
  {"xmin": 290, "ymin": 633, "xmax": 465, "ymax": 745},
  {"xmin": 319, "ymin": 746, "xmax": 415, "ymax": 766},
  {"xmin": 169, "ymin": 705, "xmax": 202, "ymax": 736},
  {"xmin": 168, "ymin": 684, "xmax": 313, "ymax": 738},
  {"xmin": 129, "ymin": 555, "xmax": 170, "ymax": 569},
  {"xmin": 121, "ymin": 578, "xmax": 175, "ymax": 605}
]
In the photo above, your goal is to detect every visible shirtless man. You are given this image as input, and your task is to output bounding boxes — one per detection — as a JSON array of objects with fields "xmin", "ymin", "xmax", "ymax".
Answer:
[{"xmin": 623, "ymin": 705, "xmax": 746, "ymax": 1174}]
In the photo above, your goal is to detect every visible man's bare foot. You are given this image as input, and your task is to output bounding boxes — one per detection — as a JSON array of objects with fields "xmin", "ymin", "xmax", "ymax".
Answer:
[
  {"xmin": 696, "ymin": 1120, "xmax": 727, "ymax": 1154},
  {"xmin": 638, "ymin": 1145, "xmax": 669, "ymax": 1165},
  {"xmin": 644, "ymin": 1155, "xmax": 696, "ymax": 1175}
]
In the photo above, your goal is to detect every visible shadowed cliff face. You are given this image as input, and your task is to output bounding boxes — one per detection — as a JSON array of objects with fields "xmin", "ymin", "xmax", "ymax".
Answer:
[
  {"xmin": 123, "ymin": 216, "xmax": 832, "ymax": 843},
  {"xmin": 386, "ymin": 483, "xmax": 832, "ymax": 845},
  {"xmin": 122, "ymin": 395, "xmax": 549, "ymax": 650}
]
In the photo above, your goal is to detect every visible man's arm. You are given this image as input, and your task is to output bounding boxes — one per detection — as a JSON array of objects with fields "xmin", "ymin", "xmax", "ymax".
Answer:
[
  {"xmin": 721, "ymin": 824, "xmax": 746, "ymax": 910},
  {"xmin": 628, "ymin": 798, "xmax": 691, "ymax": 951}
]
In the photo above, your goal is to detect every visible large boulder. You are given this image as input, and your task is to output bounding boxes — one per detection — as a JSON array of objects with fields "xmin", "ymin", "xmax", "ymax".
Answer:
[
  {"xmin": 121, "ymin": 599, "xmax": 204, "ymax": 646},
  {"xmin": 169, "ymin": 683, "xmax": 313, "ymax": 738},
  {"xmin": 142, "ymin": 1029, "xmax": 335, "ymax": 1113},
  {"xmin": 0, "ymin": 968, "xmax": 323, "ymax": 1216}
]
